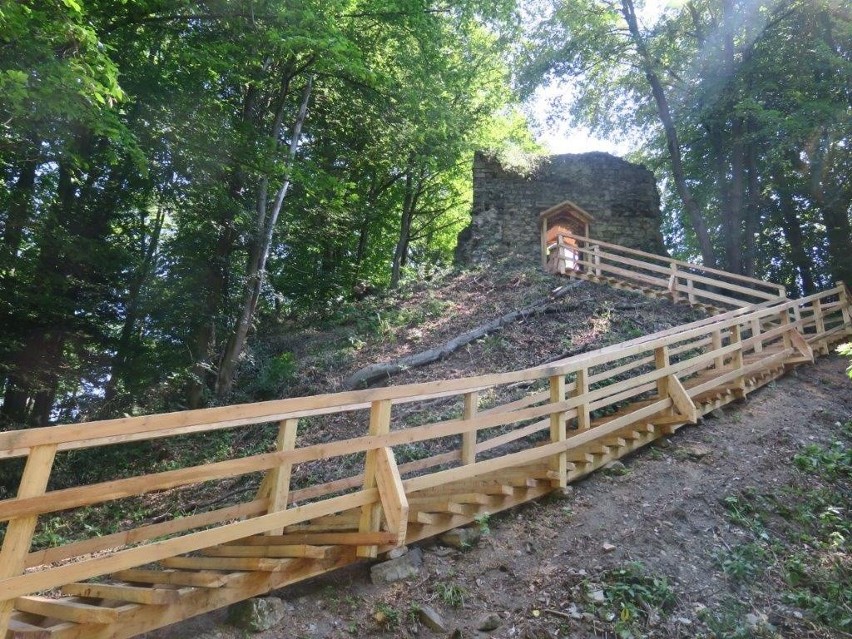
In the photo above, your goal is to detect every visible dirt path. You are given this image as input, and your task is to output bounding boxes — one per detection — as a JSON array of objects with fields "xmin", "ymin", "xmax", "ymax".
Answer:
[{"xmin": 150, "ymin": 354, "xmax": 852, "ymax": 639}]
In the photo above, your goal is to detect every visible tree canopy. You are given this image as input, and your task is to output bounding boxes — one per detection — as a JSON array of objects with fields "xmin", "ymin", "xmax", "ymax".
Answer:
[
  {"xmin": 522, "ymin": 0, "xmax": 851, "ymax": 290},
  {"xmin": 0, "ymin": 0, "xmax": 537, "ymax": 425}
]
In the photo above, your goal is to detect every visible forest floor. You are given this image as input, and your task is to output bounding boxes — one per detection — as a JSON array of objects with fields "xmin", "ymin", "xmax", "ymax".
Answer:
[{"xmin": 139, "ymin": 266, "xmax": 852, "ymax": 639}]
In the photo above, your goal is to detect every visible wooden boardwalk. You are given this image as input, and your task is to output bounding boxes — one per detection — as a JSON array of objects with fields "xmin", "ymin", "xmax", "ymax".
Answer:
[{"xmin": 1, "ymin": 237, "xmax": 850, "ymax": 638}]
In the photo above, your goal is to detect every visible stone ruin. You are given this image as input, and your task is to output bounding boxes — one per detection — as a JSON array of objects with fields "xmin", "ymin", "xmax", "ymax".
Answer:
[{"xmin": 455, "ymin": 151, "xmax": 667, "ymax": 266}]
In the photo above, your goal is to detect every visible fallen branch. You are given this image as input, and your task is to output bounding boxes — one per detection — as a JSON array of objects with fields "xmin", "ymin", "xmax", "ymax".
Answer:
[{"xmin": 343, "ymin": 282, "xmax": 583, "ymax": 389}]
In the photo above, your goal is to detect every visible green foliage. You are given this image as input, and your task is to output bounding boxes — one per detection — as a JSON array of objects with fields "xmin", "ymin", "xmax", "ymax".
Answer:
[
  {"xmin": 0, "ymin": 0, "xmax": 532, "ymax": 422},
  {"xmin": 714, "ymin": 429, "xmax": 852, "ymax": 634},
  {"xmin": 522, "ymin": 0, "xmax": 852, "ymax": 289},
  {"xmin": 794, "ymin": 442, "xmax": 852, "ymax": 481},
  {"xmin": 373, "ymin": 602, "xmax": 400, "ymax": 629},
  {"xmin": 599, "ymin": 562, "xmax": 676, "ymax": 635},
  {"xmin": 435, "ymin": 581, "xmax": 467, "ymax": 608},
  {"xmin": 838, "ymin": 343, "xmax": 852, "ymax": 379},
  {"xmin": 714, "ymin": 542, "xmax": 769, "ymax": 584}
]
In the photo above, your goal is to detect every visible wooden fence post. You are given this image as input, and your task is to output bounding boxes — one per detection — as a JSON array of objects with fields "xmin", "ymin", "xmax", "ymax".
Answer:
[
  {"xmin": 574, "ymin": 367, "xmax": 590, "ymax": 431},
  {"xmin": 266, "ymin": 418, "xmax": 299, "ymax": 536},
  {"xmin": 837, "ymin": 282, "xmax": 852, "ymax": 330},
  {"xmin": 668, "ymin": 263, "xmax": 679, "ymax": 303},
  {"xmin": 730, "ymin": 324, "xmax": 746, "ymax": 395},
  {"xmin": 592, "ymin": 245, "xmax": 601, "ymax": 277},
  {"xmin": 375, "ymin": 448, "xmax": 408, "ymax": 547},
  {"xmin": 461, "ymin": 391, "xmax": 478, "ymax": 466},
  {"xmin": 779, "ymin": 306, "xmax": 793, "ymax": 349},
  {"xmin": 0, "ymin": 444, "xmax": 58, "ymax": 637},
  {"xmin": 751, "ymin": 318, "xmax": 763, "ymax": 353},
  {"xmin": 711, "ymin": 329, "xmax": 724, "ymax": 370},
  {"xmin": 549, "ymin": 375, "xmax": 567, "ymax": 488},
  {"xmin": 358, "ymin": 399, "xmax": 392, "ymax": 558},
  {"xmin": 655, "ymin": 346, "xmax": 670, "ymax": 397}
]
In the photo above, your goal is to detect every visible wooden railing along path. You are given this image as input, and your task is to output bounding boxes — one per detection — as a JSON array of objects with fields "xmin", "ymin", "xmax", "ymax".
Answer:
[{"xmin": 1, "ymin": 238, "xmax": 850, "ymax": 638}]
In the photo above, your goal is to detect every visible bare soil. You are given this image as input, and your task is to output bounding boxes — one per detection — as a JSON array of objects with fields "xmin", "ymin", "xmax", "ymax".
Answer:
[{"xmin": 149, "ymin": 354, "xmax": 852, "ymax": 639}]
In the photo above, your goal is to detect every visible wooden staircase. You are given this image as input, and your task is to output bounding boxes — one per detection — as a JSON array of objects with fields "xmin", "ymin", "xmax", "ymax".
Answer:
[{"xmin": 2, "ymin": 238, "xmax": 850, "ymax": 639}]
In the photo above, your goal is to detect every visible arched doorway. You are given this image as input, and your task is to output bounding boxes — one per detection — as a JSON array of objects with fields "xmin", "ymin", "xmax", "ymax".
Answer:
[{"xmin": 539, "ymin": 200, "xmax": 595, "ymax": 274}]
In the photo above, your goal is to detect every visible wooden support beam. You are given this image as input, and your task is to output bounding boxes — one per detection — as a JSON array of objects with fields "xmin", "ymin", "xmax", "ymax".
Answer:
[
  {"xmin": 788, "ymin": 328, "xmax": 814, "ymax": 363},
  {"xmin": 61, "ymin": 582, "xmax": 181, "ymax": 605},
  {"xmin": 730, "ymin": 324, "xmax": 746, "ymax": 395},
  {"xmin": 654, "ymin": 346, "xmax": 670, "ymax": 399},
  {"xmin": 111, "ymin": 569, "xmax": 230, "ymax": 589},
  {"xmin": 0, "ymin": 444, "xmax": 57, "ymax": 638},
  {"xmin": 574, "ymin": 367, "xmax": 590, "ymax": 431},
  {"xmin": 750, "ymin": 317, "xmax": 763, "ymax": 352},
  {"xmin": 266, "ymin": 418, "xmax": 299, "ymax": 536},
  {"xmin": 461, "ymin": 391, "xmax": 478, "ymax": 466},
  {"xmin": 375, "ymin": 447, "xmax": 408, "ymax": 547},
  {"xmin": 201, "ymin": 544, "xmax": 332, "ymax": 559},
  {"xmin": 224, "ymin": 532, "xmax": 398, "ymax": 547},
  {"xmin": 357, "ymin": 399, "xmax": 392, "ymax": 559},
  {"xmin": 711, "ymin": 330, "xmax": 724, "ymax": 369},
  {"xmin": 667, "ymin": 375, "xmax": 698, "ymax": 424},
  {"xmin": 15, "ymin": 596, "xmax": 126, "ymax": 624},
  {"xmin": 549, "ymin": 374, "xmax": 568, "ymax": 489},
  {"xmin": 160, "ymin": 556, "xmax": 293, "ymax": 572}
]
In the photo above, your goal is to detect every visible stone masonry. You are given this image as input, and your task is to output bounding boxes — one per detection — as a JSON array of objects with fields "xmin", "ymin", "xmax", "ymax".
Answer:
[{"xmin": 455, "ymin": 152, "xmax": 667, "ymax": 265}]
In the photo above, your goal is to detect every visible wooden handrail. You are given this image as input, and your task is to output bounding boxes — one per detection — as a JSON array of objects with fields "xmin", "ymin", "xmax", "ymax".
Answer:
[{"xmin": 558, "ymin": 231, "xmax": 786, "ymax": 296}]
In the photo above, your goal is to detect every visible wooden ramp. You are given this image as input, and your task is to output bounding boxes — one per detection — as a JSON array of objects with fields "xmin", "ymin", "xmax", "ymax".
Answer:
[{"xmin": 1, "ymin": 239, "xmax": 851, "ymax": 639}]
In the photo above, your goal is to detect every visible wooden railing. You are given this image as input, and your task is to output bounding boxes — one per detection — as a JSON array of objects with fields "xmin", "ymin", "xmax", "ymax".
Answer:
[
  {"xmin": 0, "ymin": 243, "xmax": 850, "ymax": 638},
  {"xmin": 551, "ymin": 232, "xmax": 787, "ymax": 308}
]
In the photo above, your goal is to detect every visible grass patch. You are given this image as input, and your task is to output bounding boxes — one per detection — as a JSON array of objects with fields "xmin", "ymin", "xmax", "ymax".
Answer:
[{"xmin": 714, "ymin": 423, "xmax": 851, "ymax": 634}]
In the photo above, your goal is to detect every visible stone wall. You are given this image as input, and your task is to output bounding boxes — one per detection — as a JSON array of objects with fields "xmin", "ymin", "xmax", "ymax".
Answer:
[{"xmin": 455, "ymin": 152, "xmax": 667, "ymax": 265}]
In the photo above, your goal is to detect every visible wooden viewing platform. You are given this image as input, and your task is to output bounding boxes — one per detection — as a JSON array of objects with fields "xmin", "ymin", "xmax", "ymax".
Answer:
[{"xmin": 1, "ymin": 237, "xmax": 850, "ymax": 638}]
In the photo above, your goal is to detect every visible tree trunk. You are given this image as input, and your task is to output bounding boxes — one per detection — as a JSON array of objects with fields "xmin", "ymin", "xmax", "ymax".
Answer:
[
  {"xmin": 621, "ymin": 0, "xmax": 716, "ymax": 267},
  {"xmin": 742, "ymin": 124, "xmax": 761, "ymax": 278},
  {"xmin": 215, "ymin": 75, "xmax": 313, "ymax": 398},
  {"xmin": 103, "ymin": 206, "xmax": 165, "ymax": 406},
  {"xmin": 391, "ymin": 170, "xmax": 416, "ymax": 289},
  {"xmin": 776, "ymin": 184, "xmax": 816, "ymax": 296},
  {"xmin": 3, "ymin": 152, "xmax": 37, "ymax": 261}
]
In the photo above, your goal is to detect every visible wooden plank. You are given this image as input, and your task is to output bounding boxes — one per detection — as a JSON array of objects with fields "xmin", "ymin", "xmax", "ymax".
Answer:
[
  {"xmin": 60, "ymin": 582, "xmax": 180, "ymax": 605},
  {"xmin": 14, "ymin": 596, "xmax": 125, "ymax": 624},
  {"xmin": 112, "ymin": 569, "xmax": 230, "ymax": 588},
  {"xmin": 408, "ymin": 493, "xmax": 502, "ymax": 506},
  {"xmin": 266, "ymin": 418, "xmax": 299, "ymax": 536},
  {"xmin": 8, "ymin": 617, "xmax": 57, "ymax": 639},
  {"xmin": 200, "ymin": 544, "xmax": 331, "ymax": 559},
  {"xmin": 408, "ymin": 501, "xmax": 479, "ymax": 516},
  {"xmin": 549, "ymin": 374, "xmax": 568, "ymax": 488},
  {"xmin": 408, "ymin": 511, "xmax": 436, "ymax": 525},
  {"xmin": 409, "ymin": 481, "xmax": 515, "ymax": 498},
  {"xmin": 667, "ymin": 375, "xmax": 698, "ymax": 423},
  {"xmin": 26, "ymin": 499, "xmax": 269, "ymax": 569},
  {"xmin": 160, "ymin": 556, "xmax": 293, "ymax": 572},
  {"xmin": 225, "ymin": 532, "xmax": 397, "ymax": 547},
  {"xmin": 0, "ymin": 444, "xmax": 58, "ymax": 638},
  {"xmin": 374, "ymin": 447, "xmax": 408, "ymax": 547},
  {"xmin": 788, "ymin": 328, "xmax": 814, "ymax": 363},
  {"xmin": 357, "ymin": 399, "xmax": 391, "ymax": 559},
  {"xmin": 461, "ymin": 391, "xmax": 478, "ymax": 465},
  {"xmin": 475, "ymin": 418, "xmax": 552, "ymax": 455}
]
